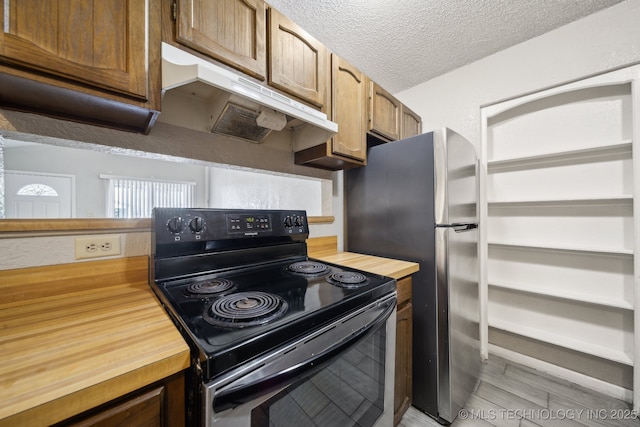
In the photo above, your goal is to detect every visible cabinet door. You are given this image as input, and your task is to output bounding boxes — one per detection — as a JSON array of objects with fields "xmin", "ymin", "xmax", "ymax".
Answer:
[
  {"xmin": 0, "ymin": 0, "xmax": 148, "ymax": 100},
  {"xmin": 64, "ymin": 387, "xmax": 165, "ymax": 427},
  {"xmin": 331, "ymin": 55, "xmax": 367, "ymax": 161},
  {"xmin": 58, "ymin": 373, "xmax": 185, "ymax": 427},
  {"xmin": 369, "ymin": 81, "xmax": 401, "ymax": 141},
  {"xmin": 401, "ymin": 104, "xmax": 422, "ymax": 139},
  {"xmin": 394, "ymin": 301, "xmax": 413, "ymax": 425},
  {"xmin": 176, "ymin": 0, "xmax": 267, "ymax": 80},
  {"xmin": 267, "ymin": 8, "xmax": 327, "ymax": 108}
]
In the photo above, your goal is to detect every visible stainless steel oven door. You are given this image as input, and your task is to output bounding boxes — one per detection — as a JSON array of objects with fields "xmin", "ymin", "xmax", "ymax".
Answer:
[{"xmin": 203, "ymin": 292, "xmax": 396, "ymax": 427}]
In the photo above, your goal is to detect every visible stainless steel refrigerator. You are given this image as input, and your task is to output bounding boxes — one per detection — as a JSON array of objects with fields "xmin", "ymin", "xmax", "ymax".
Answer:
[{"xmin": 345, "ymin": 128, "xmax": 481, "ymax": 423}]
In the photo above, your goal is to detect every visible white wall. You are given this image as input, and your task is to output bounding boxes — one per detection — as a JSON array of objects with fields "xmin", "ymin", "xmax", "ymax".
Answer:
[
  {"xmin": 395, "ymin": 0, "xmax": 640, "ymax": 148},
  {"xmin": 394, "ymin": 0, "xmax": 640, "ymax": 396}
]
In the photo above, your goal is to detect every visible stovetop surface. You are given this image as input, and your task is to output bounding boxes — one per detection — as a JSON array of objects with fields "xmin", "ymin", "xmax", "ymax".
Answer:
[
  {"xmin": 152, "ymin": 256, "xmax": 395, "ymax": 380},
  {"xmin": 149, "ymin": 208, "xmax": 395, "ymax": 381}
]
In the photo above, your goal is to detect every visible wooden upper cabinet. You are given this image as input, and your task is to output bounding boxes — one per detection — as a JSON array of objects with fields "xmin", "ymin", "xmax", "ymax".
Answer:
[
  {"xmin": 0, "ymin": 0, "xmax": 160, "ymax": 133},
  {"xmin": 369, "ymin": 80, "xmax": 401, "ymax": 141},
  {"xmin": 267, "ymin": 8, "xmax": 327, "ymax": 109},
  {"xmin": 331, "ymin": 55, "xmax": 367, "ymax": 161},
  {"xmin": 175, "ymin": 0, "xmax": 267, "ymax": 80},
  {"xmin": 401, "ymin": 104, "xmax": 422, "ymax": 139},
  {"xmin": 0, "ymin": 0, "xmax": 148, "ymax": 101}
]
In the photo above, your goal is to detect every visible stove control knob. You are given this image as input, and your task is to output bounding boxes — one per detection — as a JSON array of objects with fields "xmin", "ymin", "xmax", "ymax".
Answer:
[
  {"xmin": 294, "ymin": 216, "xmax": 304, "ymax": 227},
  {"xmin": 189, "ymin": 216, "xmax": 205, "ymax": 233},
  {"xmin": 283, "ymin": 216, "xmax": 294, "ymax": 227},
  {"xmin": 167, "ymin": 216, "xmax": 184, "ymax": 234}
]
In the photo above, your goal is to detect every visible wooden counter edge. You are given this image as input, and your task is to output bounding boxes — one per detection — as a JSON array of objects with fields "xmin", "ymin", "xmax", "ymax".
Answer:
[
  {"xmin": 0, "ymin": 350, "xmax": 190, "ymax": 427},
  {"xmin": 312, "ymin": 251, "xmax": 420, "ymax": 280},
  {"xmin": 0, "ymin": 216, "xmax": 334, "ymax": 235},
  {"xmin": 307, "ymin": 236, "xmax": 419, "ymax": 279}
]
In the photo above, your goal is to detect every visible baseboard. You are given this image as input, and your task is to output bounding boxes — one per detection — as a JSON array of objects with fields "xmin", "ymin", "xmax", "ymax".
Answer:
[{"xmin": 488, "ymin": 344, "xmax": 633, "ymax": 403}]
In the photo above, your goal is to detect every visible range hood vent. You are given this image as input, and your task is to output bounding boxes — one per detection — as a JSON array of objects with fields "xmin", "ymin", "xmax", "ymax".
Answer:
[{"xmin": 161, "ymin": 42, "xmax": 337, "ymax": 147}]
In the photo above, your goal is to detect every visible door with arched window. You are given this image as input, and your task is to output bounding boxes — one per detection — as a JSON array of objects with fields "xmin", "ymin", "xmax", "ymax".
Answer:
[{"xmin": 4, "ymin": 171, "xmax": 75, "ymax": 218}]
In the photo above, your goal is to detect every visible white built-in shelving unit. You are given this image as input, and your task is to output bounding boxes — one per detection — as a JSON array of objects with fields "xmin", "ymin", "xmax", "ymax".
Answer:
[{"xmin": 479, "ymin": 65, "xmax": 640, "ymax": 408}]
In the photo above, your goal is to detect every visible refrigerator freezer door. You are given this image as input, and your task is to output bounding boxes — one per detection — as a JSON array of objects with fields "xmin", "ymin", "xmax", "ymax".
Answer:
[
  {"xmin": 435, "ymin": 224, "xmax": 480, "ymax": 422},
  {"xmin": 434, "ymin": 128, "xmax": 479, "ymax": 225},
  {"xmin": 434, "ymin": 127, "xmax": 480, "ymax": 422},
  {"xmin": 346, "ymin": 132, "xmax": 440, "ymax": 416},
  {"xmin": 346, "ymin": 128, "xmax": 480, "ymax": 421}
]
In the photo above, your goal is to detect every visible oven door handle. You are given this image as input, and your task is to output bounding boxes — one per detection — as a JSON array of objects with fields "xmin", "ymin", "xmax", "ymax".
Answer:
[{"xmin": 212, "ymin": 295, "xmax": 396, "ymax": 413}]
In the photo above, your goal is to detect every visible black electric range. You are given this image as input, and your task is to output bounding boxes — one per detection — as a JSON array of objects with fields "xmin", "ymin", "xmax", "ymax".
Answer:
[{"xmin": 149, "ymin": 208, "xmax": 396, "ymax": 382}]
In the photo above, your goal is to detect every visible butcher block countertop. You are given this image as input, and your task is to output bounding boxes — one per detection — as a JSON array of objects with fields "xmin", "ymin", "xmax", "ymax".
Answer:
[
  {"xmin": 307, "ymin": 236, "xmax": 420, "ymax": 279},
  {"xmin": 0, "ymin": 256, "xmax": 190, "ymax": 427},
  {"xmin": 0, "ymin": 238, "xmax": 415, "ymax": 426}
]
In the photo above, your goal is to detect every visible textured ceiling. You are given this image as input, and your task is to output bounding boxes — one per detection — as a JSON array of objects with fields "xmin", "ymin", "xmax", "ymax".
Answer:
[{"xmin": 266, "ymin": 0, "xmax": 625, "ymax": 93}]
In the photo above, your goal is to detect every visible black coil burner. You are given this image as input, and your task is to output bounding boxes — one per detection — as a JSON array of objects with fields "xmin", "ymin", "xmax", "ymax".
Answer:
[
  {"xmin": 326, "ymin": 272, "xmax": 369, "ymax": 289},
  {"xmin": 203, "ymin": 292, "xmax": 289, "ymax": 329},
  {"xmin": 186, "ymin": 278, "xmax": 237, "ymax": 298},
  {"xmin": 286, "ymin": 261, "xmax": 330, "ymax": 277}
]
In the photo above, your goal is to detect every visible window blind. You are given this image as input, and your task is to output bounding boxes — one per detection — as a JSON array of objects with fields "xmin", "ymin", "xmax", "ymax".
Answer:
[{"xmin": 101, "ymin": 175, "xmax": 196, "ymax": 218}]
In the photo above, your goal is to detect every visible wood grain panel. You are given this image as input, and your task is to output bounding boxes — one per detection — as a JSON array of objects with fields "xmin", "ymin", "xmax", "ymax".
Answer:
[
  {"xmin": 312, "ymin": 251, "xmax": 419, "ymax": 280},
  {"xmin": 0, "ymin": 217, "xmax": 330, "ymax": 234},
  {"xmin": 332, "ymin": 54, "xmax": 367, "ymax": 161},
  {"xmin": 307, "ymin": 235, "xmax": 338, "ymax": 257},
  {"xmin": 59, "ymin": 0, "xmax": 94, "ymax": 66},
  {"xmin": 61, "ymin": 386, "xmax": 165, "ymax": 427},
  {"xmin": 267, "ymin": 7, "xmax": 327, "ymax": 108},
  {"xmin": 176, "ymin": 0, "xmax": 267, "ymax": 80},
  {"xmin": 401, "ymin": 104, "xmax": 422, "ymax": 139},
  {"xmin": 369, "ymin": 80, "xmax": 401, "ymax": 141},
  {"xmin": 394, "ymin": 301, "xmax": 413, "ymax": 425},
  {"xmin": 0, "ymin": 0, "xmax": 148, "ymax": 99},
  {"xmin": 0, "ymin": 257, "xmax": 189, "ymax": 425},
  {"xmin": 0, "ymin": 256, "xmax": 148, "ymax": 308},
  {"xmin": 396, "ymin": 277, "xmax": 412, "ymax": 307},
  {"xmin": 10, "ymin": 1, "xmax": 58, "ymax": 53},
  {"xmin": 92, "ymin": 0, "xmax": 126, "ymax": 70}
]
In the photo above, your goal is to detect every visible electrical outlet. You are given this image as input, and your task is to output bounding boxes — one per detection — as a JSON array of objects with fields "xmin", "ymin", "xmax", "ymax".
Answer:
[{"xmin": 75, "ymin": 235, "xmax": 121, "ymax": 260}]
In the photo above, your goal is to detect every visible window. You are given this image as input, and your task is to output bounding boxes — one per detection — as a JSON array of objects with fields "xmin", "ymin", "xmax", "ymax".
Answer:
[
  {"xmin": 101, "ymin": 175, "xmax": 196, "ymax": 218},
  {"xmin": 16, "ymin": 184, "xmax": 58, "ymax": 197}
]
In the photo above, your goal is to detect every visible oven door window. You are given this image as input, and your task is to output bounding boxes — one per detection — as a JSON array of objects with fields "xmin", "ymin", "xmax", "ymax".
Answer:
[{"xmin": 251, "ymin": 327, "xmax": 386, "ymax": 427}]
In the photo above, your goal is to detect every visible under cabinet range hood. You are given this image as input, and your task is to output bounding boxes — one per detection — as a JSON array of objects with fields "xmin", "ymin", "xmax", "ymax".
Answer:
[{"xmin": 160, "ymin": 42, "xmax": 337, "ymax": 146}]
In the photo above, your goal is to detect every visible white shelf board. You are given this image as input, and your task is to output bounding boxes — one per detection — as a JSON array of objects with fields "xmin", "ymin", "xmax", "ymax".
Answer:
[
  {"xmin": 487, "ymin": 195, "xmax": 633, "ymax": 207},
  {"xmin": 487, "ymin": 140, "xmax": 632, "ymax": 171},
  {"xmin": 489, "ymin": 318, "xmax": 634, "ymax": 366},
  {"xmin": 488, "ymin": 241, "xmax": 633, "ymax": 256},
  {"xmin": 488, "ymin": 282, "xmax": 633, "ymax": 310}
]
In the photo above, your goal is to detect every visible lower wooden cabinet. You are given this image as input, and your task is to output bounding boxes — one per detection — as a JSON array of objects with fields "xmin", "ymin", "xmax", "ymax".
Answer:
[
  {"xmin": 54, "ymin": 372, "xmax": 185, "ymax": 427},
  {"xmin": 394, "ymin": 277, "xmax": 413, "ymax": 425}
]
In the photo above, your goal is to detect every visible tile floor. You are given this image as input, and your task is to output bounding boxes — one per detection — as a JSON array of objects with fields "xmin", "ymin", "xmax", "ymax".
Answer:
[{"xmin": 399, "ymin": 356, "xmax": 639, "ymax": 427}]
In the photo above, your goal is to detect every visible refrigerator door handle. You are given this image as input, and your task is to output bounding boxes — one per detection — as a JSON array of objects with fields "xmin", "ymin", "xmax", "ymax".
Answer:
[{"xmin": 435, "ymin": 223, "xmax": 478, "ymax": 233}]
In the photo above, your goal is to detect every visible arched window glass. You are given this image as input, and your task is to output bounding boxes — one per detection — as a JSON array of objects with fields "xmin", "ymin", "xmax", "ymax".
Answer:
[{"xmin": 17, "ymin": 184, "xmax": 59, "ymax": 197}]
